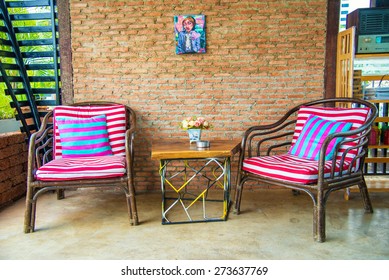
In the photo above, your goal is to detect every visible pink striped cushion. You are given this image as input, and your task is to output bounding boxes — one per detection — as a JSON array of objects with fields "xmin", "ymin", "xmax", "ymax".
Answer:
[
  {"xmin": 36, "ymin": 155, "xmax": 126, "ymax": 181},
  {"xmin": 54, "ymin": 105, "xmax": 126, "ymax": 159},
  {"xmin": 56, "ymin": 115, "xmax": 113, "ymax": 158},
  {"xmin": 242, "ymin": 154, "xmax": 352, "ymax": 184},
  {"xmin": 289, "ymin": 114, "xmax": 352, "ymax": 161},
  {"xmin": 290, "ymin": 106, "xmax": 370, "ymax": 162}
]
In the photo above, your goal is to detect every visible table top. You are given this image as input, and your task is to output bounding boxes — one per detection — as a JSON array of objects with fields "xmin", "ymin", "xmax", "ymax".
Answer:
[{"xmin": 151, "ymin": 139, "xmax": 241, "ymax": 160}]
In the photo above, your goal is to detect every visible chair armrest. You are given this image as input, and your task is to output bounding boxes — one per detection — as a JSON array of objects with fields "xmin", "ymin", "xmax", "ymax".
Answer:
[
  {"xmin": 27, "ymin": 111, "xmax": 53, "ymax": 183},
  {"xmin": 238, "ymin": 118, "xmax": 298, "ymax": 172},
  {"xmin": 240, "ymin": 111, "xmax": 298, "ymax": 158},
  {"xmin": 125, "ymin": 126, "xmax": 136, "ymax": 175}
]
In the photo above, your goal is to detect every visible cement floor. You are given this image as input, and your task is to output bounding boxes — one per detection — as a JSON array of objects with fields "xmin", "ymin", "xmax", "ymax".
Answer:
[{"xmin": 0, "ymin": 188, "xmax": 388, "ymax": 260}]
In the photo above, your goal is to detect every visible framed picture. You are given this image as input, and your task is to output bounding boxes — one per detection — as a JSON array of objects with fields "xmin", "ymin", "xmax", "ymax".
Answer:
[{"xmin": 174, "ymin": 14, "xmax": 206, "ymax": 55}]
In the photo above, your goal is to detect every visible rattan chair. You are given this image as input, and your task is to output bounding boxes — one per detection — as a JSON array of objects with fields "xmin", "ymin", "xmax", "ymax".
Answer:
[
  {"xmin": 24, "ymin": 101, "xmax": 138, "ymax": 233},
  {"xmin": 234, "ymin": 98, "xmax": 377, "ymax": 242}
]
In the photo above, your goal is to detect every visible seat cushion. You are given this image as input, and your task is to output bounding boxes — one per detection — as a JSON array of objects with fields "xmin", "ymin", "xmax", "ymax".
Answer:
[
  {"xmin": 35, "ymin": 155, "xmax": 126, "ymax": 181},
  {"xmin": 242, "ymin": 154, "xmax": 351, "ymax": 184},
  {"xmin": 53, "ymin": 105, "xmax": 127, "ymax": 159}
]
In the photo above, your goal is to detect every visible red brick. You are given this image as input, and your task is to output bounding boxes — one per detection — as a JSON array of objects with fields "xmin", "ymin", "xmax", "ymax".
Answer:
[
  {"xmin": 0, "ymin": 132, "xmax": 27, "ymax": 208},
  {"xmin": 68, "ymin": 0, "xmax": 327, "ymax": 192}
]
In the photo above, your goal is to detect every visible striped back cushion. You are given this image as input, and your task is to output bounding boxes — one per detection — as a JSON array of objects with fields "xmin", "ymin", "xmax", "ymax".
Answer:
[
  {"xmin": 56, "ymin": 115, "xmax": 113, "ymax": 158},
  {"xmin": 290, "ymin": 106, "xmax": 371, "ymax": 162},
  {"xmin": 54, "ymin": 104, "xmax": 127, "ymax": 159},
  {"xmin": 289, "ymin": 114, "xmax": 353, "ymax": 160}
]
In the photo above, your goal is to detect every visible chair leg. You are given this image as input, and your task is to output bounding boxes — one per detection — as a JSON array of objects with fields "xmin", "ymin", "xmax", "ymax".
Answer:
[
  {"xmin": 292, "ymin": 190, "xmax": 300, "ymax": 196},
  {"xmin": 24, "ymin": 186, "xmax": 35, "ymax": 233},
  {"xmin": 358, "ymin": 178, "xmax": 373, "ymax": 213},
  {"xmin": 57, "ymin": 189, "xmax": 65, "ymax": 200},
  {"xmin": 313, "ymin": 191, "xmax": 326, "ymax": 242},
  {"xmin": 126, "ymin": 181, "xmax": 139, "ymax": 225},
  {"xmin": 344, "ymin": 188, "xmax": 350, "ymax": 201},
  {"xmin": 233, "ymin": 178, "xmax": 245, "ymax": 215},
  {"xmin": 126, "ymin": 194, "xmax": 138, "ymax": 225}
]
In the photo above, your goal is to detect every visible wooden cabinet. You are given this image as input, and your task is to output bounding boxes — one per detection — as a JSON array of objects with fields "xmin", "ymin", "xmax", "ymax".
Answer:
[
  {"xmin": 336, "ymin": 28, "xmax": 389, "ymax": 102},
  {"xmin": 364, "ymin": 99, "xmax": 389, "ymax": 165},
  {"xmin": 353, "ymin": 58, "xmax": 389, "ymax": 172},
  {"xmin": 336, "ymin": 28, "xmax": 389, "ymax": 196}
]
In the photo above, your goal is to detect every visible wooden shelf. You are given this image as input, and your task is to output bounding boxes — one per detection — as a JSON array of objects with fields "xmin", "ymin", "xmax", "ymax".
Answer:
[
  {"xmin": 368, "ymin": 144, "xmax": 389, "ymax": 149},
  {"xmin": 361, "ymin": 75, "xmax": 389, "ymax": 81},
  {"xmin": 369, "ymin": 99, "xmax": 389, "ymax": 103},
  {"xmin": 365, "ymin": 157, "xmax": 389, "ymax": 163},
  {"xmin": 355, "ymin": 53, "xmax": 389, "ymax": 59},
  {"xmin": 374, "ymin": 117, "xmax": 389, "ymax": 123}
]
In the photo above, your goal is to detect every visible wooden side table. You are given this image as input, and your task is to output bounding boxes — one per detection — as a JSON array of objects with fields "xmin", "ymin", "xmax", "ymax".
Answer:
[{"xmin": 151, "ymin": 140, "xmax": 241, "ymax": 224}]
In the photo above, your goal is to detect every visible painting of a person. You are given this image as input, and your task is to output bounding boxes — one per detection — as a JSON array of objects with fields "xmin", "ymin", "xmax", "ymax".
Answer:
[{"xmin": 175, "ymin": 15, "xmax": 205, "ymax": 54}]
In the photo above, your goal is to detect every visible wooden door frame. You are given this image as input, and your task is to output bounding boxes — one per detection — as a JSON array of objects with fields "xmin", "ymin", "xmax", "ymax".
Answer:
[
  {"xmin": 324, "ymin": 0, "xmax": 341, "ymax": 99},
  {"xmin": 57, "ymin": 0, "xmax": 73, "ymax": 104}
]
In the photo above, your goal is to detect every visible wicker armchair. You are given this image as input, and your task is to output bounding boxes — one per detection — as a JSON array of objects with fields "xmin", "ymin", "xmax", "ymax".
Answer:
[
  {"xmin": 24, "ymin": 101, "xmax": 138, "ymax": 233},
  {"xmin": 234, "ymin": 98, "xmax": 378, "ymax": 242}
]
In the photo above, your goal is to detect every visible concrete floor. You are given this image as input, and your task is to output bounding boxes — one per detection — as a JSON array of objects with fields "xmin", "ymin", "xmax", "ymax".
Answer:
[{"xmin": 0, "ymin": 186, "xmax": 388, "ymax": 260}]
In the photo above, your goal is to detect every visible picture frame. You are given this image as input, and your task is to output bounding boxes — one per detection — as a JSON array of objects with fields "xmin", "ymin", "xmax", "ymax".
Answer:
[{"xmin": 174, "ymin": 14, "xmax": 206, "ymax": 55}]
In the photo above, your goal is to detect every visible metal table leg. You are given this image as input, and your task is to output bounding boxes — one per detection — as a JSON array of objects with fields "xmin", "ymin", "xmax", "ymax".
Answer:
[{"xmin": 159, "ymin": 157, "xmax": 232, "ymax": 224}]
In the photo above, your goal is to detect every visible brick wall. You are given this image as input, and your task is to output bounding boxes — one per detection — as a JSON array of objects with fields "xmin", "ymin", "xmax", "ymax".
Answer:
[
  {"xmin": 69, "ymin": 0, "xmax": 327, "ymax": 191},
  {"xmin": 0, "ymin": 132, "xmax": 27, "ymax": 209}
]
